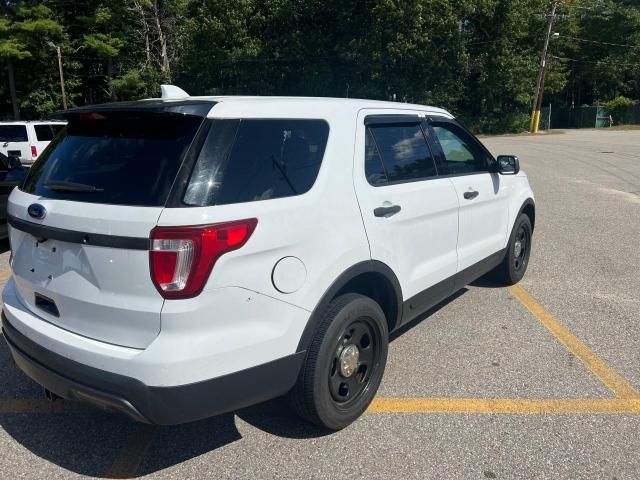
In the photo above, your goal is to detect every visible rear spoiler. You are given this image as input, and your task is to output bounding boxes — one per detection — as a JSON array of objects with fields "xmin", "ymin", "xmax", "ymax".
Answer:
[{"xmin": 50, "ymin": 97, "xmax": 215, "ymax": 121}]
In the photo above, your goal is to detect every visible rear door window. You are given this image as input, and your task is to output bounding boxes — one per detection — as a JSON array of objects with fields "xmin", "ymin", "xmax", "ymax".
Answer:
[
  {"xmin": 366, "ymin": 123, "xmax": 437, "ymax": 185},
  {"xmin": 183, "ymin": 119, "xmax": 329, "ymax": 206},
  {"xmin": 0, "ymin": 125, "xmax": 28, "ymax": 142},
  {"xmin": 21, "ymin": 112, "xmax": 203, "ymax": 206}
]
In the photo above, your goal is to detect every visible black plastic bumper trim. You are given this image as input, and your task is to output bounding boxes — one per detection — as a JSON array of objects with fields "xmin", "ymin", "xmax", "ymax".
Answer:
[{"xmin": 2, "ymin": 312, "xmax": 305, "ymax": 425}]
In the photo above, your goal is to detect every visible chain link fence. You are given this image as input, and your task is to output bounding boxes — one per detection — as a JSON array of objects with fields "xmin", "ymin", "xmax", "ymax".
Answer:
[{"xmin": 541, "ymin": 104, "xmax": 640, "ymax": 130}]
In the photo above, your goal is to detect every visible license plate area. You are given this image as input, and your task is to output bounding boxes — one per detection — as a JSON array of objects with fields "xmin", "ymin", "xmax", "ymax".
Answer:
[
  {"xmin": 33, "ymin": 239, "xmax": 61, "ymax": 267},
  {"xmin": 13, "ymin": 237, "xmax": 71, "ymax": 286}
]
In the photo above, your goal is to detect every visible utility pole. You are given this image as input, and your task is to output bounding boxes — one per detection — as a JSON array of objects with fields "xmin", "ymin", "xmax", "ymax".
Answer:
[
  {"xmin": 48, "ymin": 41, "xmax": 67, "ymax": 110},
  {"xmin": 56, "ymin": 46, "xmax": 67, "ymax": 110},
  {"xmin": 530, "ymin": 1, "xmax": 558, "ymax": 133}
]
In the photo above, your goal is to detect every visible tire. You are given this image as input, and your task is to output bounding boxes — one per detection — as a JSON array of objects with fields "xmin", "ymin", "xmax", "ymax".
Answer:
[
  {"xmin": 289, "ymin": 293, "xmax": 389, "ymax": 430},
  {"xmin": 489, "ymin": 213, "xmax": 533, "ymax": 285}
]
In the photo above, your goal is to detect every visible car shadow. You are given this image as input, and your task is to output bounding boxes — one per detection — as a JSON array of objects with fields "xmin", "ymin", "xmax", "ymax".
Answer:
[
  {"xmin": 389, "ymin": 287, "xmax": 468, "ymax": 342},
  {"xmin": 469, "ymin": 277, "xmax": 507, "ymax": 289},
  {"xmin": 0, "ymin": 332, "xmax": 320, "ymax": 477},
  {"xmin": 0, "ymin": 286, "xmax": 480, "ymax": 477}
]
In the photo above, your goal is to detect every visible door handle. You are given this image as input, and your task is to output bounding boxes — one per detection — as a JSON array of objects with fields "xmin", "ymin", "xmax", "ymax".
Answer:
[
  {"xmin": 374, "ymin": 204, "xmax": 402, "ymax": 218},
  {"xmin": 463, "ymin": 190, "xmax": 479, "ymax": 200}
]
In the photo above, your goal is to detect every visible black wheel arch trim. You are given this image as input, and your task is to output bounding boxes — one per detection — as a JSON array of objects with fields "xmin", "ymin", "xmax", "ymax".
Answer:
[
  {"xmin": 516, "ymin": 198, "xmax": 536, "ymax": 231},
  {"xmin": 295, "ymin": 260, "xmax": 403, "ymax": 353}
]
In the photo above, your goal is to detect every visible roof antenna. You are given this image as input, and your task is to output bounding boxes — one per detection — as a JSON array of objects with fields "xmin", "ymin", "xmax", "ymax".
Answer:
[{"xmin": 160, "ymin": 84, "xmax": 189, "ymax": 99}]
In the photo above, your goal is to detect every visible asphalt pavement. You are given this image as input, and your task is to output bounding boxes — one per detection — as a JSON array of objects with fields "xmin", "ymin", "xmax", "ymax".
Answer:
[{"xmin": 1, "ymin": 128, "xmax": 639, "ymax": 479}]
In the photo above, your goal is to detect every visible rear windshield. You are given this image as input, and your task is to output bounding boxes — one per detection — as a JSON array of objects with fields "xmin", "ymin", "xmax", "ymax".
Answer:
[
  {"xmin": 183, "ymin": 119, "xmax": 329, "ymax": 206},
  {"xmin": 0, "ymin": 125, "xmax": 28, "ymax": 142},
  {"xmin": 21, "ymin": 112, "xmax": 202, "ymax": 206},
  {"xmin": 34, "ymin": 123, "xmax": 65, "ymax": 141}
]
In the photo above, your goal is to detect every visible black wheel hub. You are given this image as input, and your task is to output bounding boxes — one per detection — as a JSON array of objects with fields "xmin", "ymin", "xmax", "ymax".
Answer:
[
  {"xmin": 329, "ymin": 319, "xmax": 380, "ymax": 406},
  {"xmin": 513, "ymin": 224, "xmax": 530, "ymax": 272}
]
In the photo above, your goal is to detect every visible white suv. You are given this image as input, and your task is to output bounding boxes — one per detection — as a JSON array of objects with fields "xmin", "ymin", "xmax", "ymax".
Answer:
[
  {"xmin": 2, "ymin": 91, "xmax": 534, "ymax": 429},
  {"xmin": 0, "ymin": 121, "xmax": 66, "ymax": 165}
]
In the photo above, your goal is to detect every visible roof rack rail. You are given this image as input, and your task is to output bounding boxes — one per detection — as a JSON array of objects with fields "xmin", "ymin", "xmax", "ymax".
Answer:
[{"xmin": 160, "ymin": 84, "xmax": 189, "ymax": 99}]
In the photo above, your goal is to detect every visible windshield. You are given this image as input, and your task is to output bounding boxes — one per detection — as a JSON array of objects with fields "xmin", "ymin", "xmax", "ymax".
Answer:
[{"xmin": 21, "ymin": 112, "xmax": 203, "ymax": 206}]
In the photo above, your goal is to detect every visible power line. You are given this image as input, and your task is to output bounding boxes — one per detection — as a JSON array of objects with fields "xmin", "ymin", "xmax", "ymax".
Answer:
[
  {"xmin": 559, "ymin": 1, "xmax": 634, "ymax": 14},
  {"xmin": 552, "ymin": 55, "xmax": 640, "ymax": 67},
  {"xmin": 560, "ymin": 35, "xmax": 640, "ymax": 49}
]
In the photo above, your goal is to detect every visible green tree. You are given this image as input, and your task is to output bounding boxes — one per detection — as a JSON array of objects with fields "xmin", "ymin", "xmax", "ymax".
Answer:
[
  {"xmin": 1, "ymin": 0, "xmax": 639, "ymax": 131},
  {"xmin": 0, "ymin": 4, "xmax": 64, "ymax": 119},
  {"xmin": 0, "ymin": 16, "xmax": 30, "ymax": 119}
]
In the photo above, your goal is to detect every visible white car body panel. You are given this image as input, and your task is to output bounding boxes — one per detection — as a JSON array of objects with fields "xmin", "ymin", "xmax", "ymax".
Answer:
[
  {"xmin": 3, "ymin": 279, "xmax": 309, "ymax": 385},
  {"xmin": 507, "ymin": 174, "xmax": 535, "ymax": 234},
  {"xmin": 7, "ymin": 188, "xmax": 163, "ymax": 349},
  {"xmin": 448, "ymin": 173, "xmax": 511, "ymax": 272}
]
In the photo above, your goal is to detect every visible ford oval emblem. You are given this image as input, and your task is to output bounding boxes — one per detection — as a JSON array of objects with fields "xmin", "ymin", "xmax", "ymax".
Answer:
[{"xmin": 28, "ymin": 203, "xmax": 47, "ymax": 220}]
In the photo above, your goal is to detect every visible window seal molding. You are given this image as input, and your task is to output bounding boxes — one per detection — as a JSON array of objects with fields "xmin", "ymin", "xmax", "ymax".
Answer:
[{"xmin": 365, "ymin": 114, "xmax": 422, "ymax": 126}]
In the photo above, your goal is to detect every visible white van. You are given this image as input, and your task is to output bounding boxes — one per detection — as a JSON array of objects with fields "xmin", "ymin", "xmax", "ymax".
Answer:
[
  {"xmin": 2, "ymin": 89, "xmax": 535, "ymax": 429},
  {"xmin": 0, "ymin": 121, "xmax": 66, "ymax": 165}
]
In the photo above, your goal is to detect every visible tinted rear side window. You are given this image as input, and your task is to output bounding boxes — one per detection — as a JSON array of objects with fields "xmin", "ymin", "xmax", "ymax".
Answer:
[
  {"xmin": 0, "ymin": 125, "xmax": 28, "ymax": 142},
  {"xmin": 367, "ymin": 124, "xmax": 436, "ymax": 184},
  {"xmin": 21, "ymin": 113, "xmax": 202, "ymax": 206},
  {"xmin": 364, "ymin": 129, "xmax": 388, "ymax": 186},
  {"xmin": 184, "ymin": 119, "xmax": 329, "ymax": 206},
  {"xmin": 34, "ymin": 124, "xmax": 63, "ymax": 141}
]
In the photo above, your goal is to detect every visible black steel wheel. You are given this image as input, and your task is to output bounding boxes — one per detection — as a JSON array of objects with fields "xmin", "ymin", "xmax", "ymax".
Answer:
[
  {"xmin": 487, "ymin": 213, "xmax": 533, "ymax": 285},
  {"xmin": 512, "ymin": 221, "xmax": 531, "ymax": 275},
  {"xmin": 328, "ymin": 318, "xmax": 383, "ymax": 407},
  {"xmin": 289, "ymin": 293, "xmax": 388, "ymax": 430}
]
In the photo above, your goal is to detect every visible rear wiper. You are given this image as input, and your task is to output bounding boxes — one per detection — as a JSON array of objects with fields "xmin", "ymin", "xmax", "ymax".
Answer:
[{"xmin": 43, "ymin": 180, "xmax": 104, "ymax": 193}]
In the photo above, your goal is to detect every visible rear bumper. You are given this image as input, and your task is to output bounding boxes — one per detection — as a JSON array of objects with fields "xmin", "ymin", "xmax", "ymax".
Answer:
[{"xmin": 2, "ymin": 312, "xmax": 305, "ymax": 425}]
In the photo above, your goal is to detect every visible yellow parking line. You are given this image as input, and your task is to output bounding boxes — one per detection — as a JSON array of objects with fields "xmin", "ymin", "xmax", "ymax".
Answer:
[
  {"xmin": 104, "ymin": 425, "xmax": 156, "ymax": 479},
  {"xmin": 1, "ymin": 278, "xmax": 637, "ymax": 479},
  {"xmin": 2, "ymin": 397, "xmax": 636, "ymax": 417},
  {"xmin": 0, "ymin": 269, "xmax": 12, "ymax": 282},
  {"xmin": 368, "ymin": 397, "xmax": 637, "ymax": 414},
  {"xmin": 509, "ymin": 284, "xmax": 640, "ymax": 400}
]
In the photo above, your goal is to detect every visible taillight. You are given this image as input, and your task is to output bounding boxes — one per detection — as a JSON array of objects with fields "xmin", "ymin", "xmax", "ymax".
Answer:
[
  {"xmin": 31, "ymin": 146, "xmax": 37, "ymax": 157},
  {"xmin": 150, "ymin": 218, "xmax": 258, "ymax": 299}
]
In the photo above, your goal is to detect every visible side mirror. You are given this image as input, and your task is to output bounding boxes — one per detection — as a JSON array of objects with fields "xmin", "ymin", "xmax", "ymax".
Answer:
[{"xmin": 496, "ymin": 155, "xmax": 520, "ymax": 175}]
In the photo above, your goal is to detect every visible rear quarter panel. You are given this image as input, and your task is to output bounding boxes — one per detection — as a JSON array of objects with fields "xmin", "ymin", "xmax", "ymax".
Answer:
[{"xmin": 156, "ymin": 102, "xmax": 371, "ymax": 316}]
